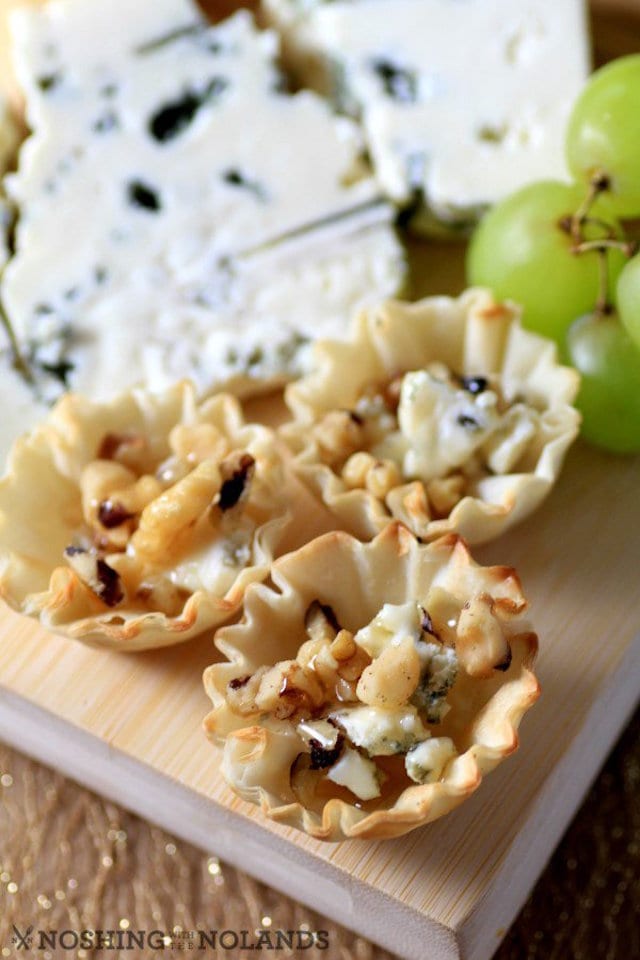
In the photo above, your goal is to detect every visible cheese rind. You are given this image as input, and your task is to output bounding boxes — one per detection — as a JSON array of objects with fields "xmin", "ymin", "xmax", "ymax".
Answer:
[{"xmin": 263, "ymin": 0, "xmax": 591, "ymax": 226}]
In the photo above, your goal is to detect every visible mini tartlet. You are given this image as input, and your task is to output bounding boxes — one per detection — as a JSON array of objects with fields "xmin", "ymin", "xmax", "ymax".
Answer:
[
  {"xmin": 282, "ymin": 288, "xmax": 580, "ymax": 544},
  {"xmin": 204, "ymin": 523, "xmax": 540, "ymax": 840},
  {"xmin": 0, "ymin": 381, "xmax": 290, "ymax": 650}
]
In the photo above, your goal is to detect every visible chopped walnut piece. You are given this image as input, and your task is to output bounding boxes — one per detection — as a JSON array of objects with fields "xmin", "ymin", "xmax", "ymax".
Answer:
[
  {"xmin": 255, "ymin": 661, "xmax": 324, "ymax": 720},
  {"xmin": 381, "ymin": 375, "xmax": 403, "ymax": 412},
  {"xmin": 356, "ymin": 637, "xmax": 421, "ymax": 708},
  {"xmin": 456, "ymin": 594, "xmax": 511, "ymax": 677},
  {"xmin": 365, "ymin": 459, "xmax": 402, "ymax": 499},
  {"xmin": 309, "ymin": 733, "xmax": 345, "ymax": 770},
  {"xmin": 304, "ymin": 600, "xmax": 340, "ymax": 644},
  {"xmin": 226, "ymin": 667, "xmax": 269, "ymax": 717},
  {"xmin": 426, "ymin": 474, "xmax": 466, "ymax": 517},
  {"xmin": 214, "ymin": 453, "xmax": 256, "ymax": 512},
  {"xmin": 64, "ymin": 547, "xmax": 124, "ymax": 608},
  {"xmin": 313, "ymin": 410, "xmax": 366, "ymax": 466},
  {"xmin": 131, "ymin": 459, "xmax": 222, "ymax": 563},
  {"xmin": 342, "ymin": 451, "xmax": 377, "ymax": 489},
  {"xmin": 98, "ymin": 499, "xmax": 135, "ymax": 529},
  {"xmin": 330, "ymin": 629, "xmax": 356, "ymax": 662},
  {"xmin": 97, "ymin": 432, "xmax": 148, "ymax": 471}
]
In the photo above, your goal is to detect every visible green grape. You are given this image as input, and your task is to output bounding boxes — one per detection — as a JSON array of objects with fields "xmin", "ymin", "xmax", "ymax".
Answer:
[
  {"xmin": 466, "ymin": 181, "xmax": 626, "ymax": 345},
  {"xmin": 566, "ymin": 313, "xmax": 640, "ymax": 454},
  {"xmin": 566, "ymin": 55, "xmax": 640, "ymax": 218},
  {"xmin": 617, "ymin": 253, "xmax": 640, "ymax": 351}
]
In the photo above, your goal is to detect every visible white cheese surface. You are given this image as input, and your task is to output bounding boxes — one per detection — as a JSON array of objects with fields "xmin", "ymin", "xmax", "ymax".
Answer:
[
  {"xmin": 354, "ymin": 600, "xmax": 424, "ymax": 658},
  {"xmin": 2, "ymin": 0, "xmax": 404, "ymax": 407},
  {"xmin": 371, "ymin": 369, "xmax": 542, "ymax": 484},
  {"xmin": 330, "ymin": 704, "xmax": 429, "ymax": 756},
  {"xmin": 404, "ymin": 736, "xmax": 456, "ymax": 784},
  {"xmin": 264, "ymin": 0, "xmax": 591, "ymax": 221},
  {"xmin": 392, "ymin": 370, "xmax": 502, "ymax": 482},
  {"xmin": 326, "ymin": 746, "xmax": 381, "ymax": 800}
]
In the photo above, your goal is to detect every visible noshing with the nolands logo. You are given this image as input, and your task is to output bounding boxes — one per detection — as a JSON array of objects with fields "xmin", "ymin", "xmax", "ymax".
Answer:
[{"xmin": 8, "ymin": 926, "xmax": 330, "ymax": 951}]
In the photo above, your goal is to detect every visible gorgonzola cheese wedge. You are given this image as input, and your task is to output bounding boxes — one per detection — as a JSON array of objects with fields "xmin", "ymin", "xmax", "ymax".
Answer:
[
  {"xmin": 263, "ymin": 0, "xmax": 591, "ymax": 228},
  {"xmin": 1, "ymin": 0, "xmax": 404, "ymax": 411}
]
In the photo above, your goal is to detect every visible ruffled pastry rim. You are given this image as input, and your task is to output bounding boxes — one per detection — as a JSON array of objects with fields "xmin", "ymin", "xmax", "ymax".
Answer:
[
  {"xmin": 282, "ymin": 288, "xmax": 581, "ymax": 545},
  {"xmin": 0, "ymin": 381, "xmax": 290, "ymax": 651},
  {"xmin": 204, "ymin": 523, "xmax": 540, "ymax": 841}
]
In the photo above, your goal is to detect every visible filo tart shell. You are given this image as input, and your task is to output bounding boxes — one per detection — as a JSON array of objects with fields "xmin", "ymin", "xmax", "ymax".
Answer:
[
  {"xmin": 282, "ymin": 288, "xmax": 580, "ymax": 544},
  {"xmin": 204, "ymin": 523, "xmax": 540, "ymax": 841},
  {"xmin": 0, "ymin": 381, "xmax": 290, "ymax": 651}
]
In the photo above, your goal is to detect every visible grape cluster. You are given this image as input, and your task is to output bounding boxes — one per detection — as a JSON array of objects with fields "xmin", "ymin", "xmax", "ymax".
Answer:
[{"xmin": 468, "ymin": 55, "xmax": 640, "ymax": 454}]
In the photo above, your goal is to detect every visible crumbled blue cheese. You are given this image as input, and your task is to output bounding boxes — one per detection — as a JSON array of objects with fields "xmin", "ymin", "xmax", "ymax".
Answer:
[
  {"xmin": 379, "ymin": 370, "xmax": 502, "ymax": 482},
  {"xmin": 167, "ymin": 522, "xmax": 253, "ymax": 596},
  {"xmin": 325, "ymin": 745, "xmax": 381, "ymax": 800},
  {"xmin": 354, "ymin": 600, "xmax": 424, "ymax": 658},
  {"xmin": 330, "ymin": 704, "xmax": 429, "ymax": 756},
  {"xmin": 410, "ymin": 640, "xmax": 458, "ymax": 724},
  {"xmin": 370, "ymin": 369, "xmax": 545, "ymax": 483},
  {"xmin": 404, "ymin": 736, "xmax": 456, "ymax": 784},
  {"xmin": 353, "ymin": 599, "xmax": 458, "ymax": 725},
  {"xmin": 481, "ymin": 404, "xmax": 539, "ymax": 475},
  {"xmin": 3, "ymin": 0, "xmax": 404, "ymax": 403},
  {"xmin": 263, "ymin": 0, "xmax": 590, "ymax": 227}
]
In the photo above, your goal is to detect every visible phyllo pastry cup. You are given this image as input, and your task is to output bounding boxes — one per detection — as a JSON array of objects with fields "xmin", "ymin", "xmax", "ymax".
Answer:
[
  {"xmin": 204, "ymin": 523, "xmax": 540, "ymax": 840},
  {"xmin": 0, "ymin": 382, "xmax": 290, "ymax": 651},
  {"xmin": 282, "ymin": 288, "xmax": 580, "ymax": 544}
]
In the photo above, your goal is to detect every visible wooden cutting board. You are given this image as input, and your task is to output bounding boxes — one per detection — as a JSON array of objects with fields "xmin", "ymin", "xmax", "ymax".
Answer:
[{"xmin": 0, "ymin": 3, "xmax": 639, "ymax": 959}]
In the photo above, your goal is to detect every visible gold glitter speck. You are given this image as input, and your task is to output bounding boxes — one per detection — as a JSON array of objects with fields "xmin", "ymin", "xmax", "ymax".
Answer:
[
  {"xmin": 7, "ymin": 882, "xmax": 18, "ymax": 893},
  {"xmin": 0, "ymin": 774, "xmax": 13, "ymax": 787},
  {"xmin": 119, "ymin": 919, "xmax": 130, "ymax": 930},
  {"xmin": 68, "ymin": 877, "xmax": 78, "ymax": 889},
  {"xmin": 0, "ymin": 872, "xmax": 10, "ymax": 883},
  {"xmin": 165, "ymin": 843, "xmax": 177, "ymax": 856},
  {"xmin": 261, "ymin": 916, "xmax": 272, "ymax": 928},
  {"xmin": 102, "ymin": 856, "xmax": 113, "ymax": 868},
  {"xmin": 207, "ymin": 858, "xmax": 220, "ymax": 876}
]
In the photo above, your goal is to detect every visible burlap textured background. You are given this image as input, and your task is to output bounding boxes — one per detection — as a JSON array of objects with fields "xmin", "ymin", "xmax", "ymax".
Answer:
[{"xmin": 1, "ymin": 708, "xmax": 638, "ymax": 959}]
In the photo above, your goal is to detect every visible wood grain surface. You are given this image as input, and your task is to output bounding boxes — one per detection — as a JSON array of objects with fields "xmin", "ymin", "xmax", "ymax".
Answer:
[
  {"xmin": 0, "ymin": 2, "xmax": 639, "ymax": 959},
  {"xmin": 0, "ymin": 435, "xmax": 638, "ymax": 960}
]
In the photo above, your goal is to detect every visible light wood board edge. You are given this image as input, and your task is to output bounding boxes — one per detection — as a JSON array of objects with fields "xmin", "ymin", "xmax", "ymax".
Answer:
[
  {"xmin": 0, "ymin": 687, "xmax": 459, "ymax": 960},
  {"xmin": 1, "ymin": 628, "xmax": 638, "ymax": 960}
]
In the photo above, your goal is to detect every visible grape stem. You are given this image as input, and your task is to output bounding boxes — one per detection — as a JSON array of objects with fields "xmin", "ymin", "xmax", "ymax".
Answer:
[
  {"xmin": 0, "ymin": 299, "xmax": 34, "ymax": 385},
  {"xmin": 595, "ymin": 251, "xmax": 611, "ymax": 317},
  {"xmin": 570, "ymin": 171, "xmax": 610, "ymax": 242},
  {"xmin": 573, "ymin": 238, "xmax": 639, "ymax": 257},
  {"xmin": 570, "ymin": 172, "xmax": 639, "ymax": 316}
]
